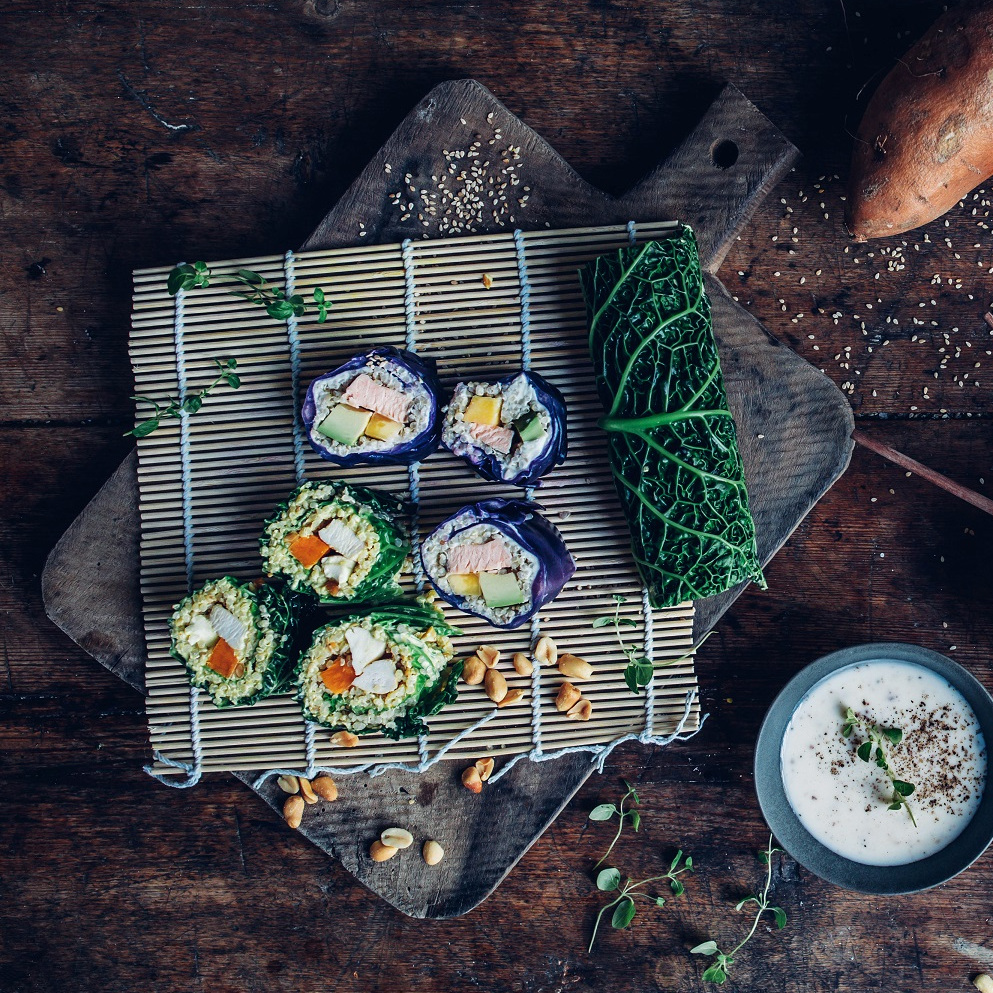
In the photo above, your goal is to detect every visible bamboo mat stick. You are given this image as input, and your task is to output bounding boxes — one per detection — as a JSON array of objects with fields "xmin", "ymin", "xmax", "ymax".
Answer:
[{"xmin": 853, "ymin": 428, "xmax": 993, "ymax": 518}]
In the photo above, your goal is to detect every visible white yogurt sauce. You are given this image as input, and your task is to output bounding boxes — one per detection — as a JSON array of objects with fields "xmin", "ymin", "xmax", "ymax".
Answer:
[{"xmin": 781, "ymin": 660, "xmax": 986, "ymax": 866}]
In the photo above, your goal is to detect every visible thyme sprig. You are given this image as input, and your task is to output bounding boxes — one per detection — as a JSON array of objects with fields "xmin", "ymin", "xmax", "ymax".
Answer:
[
  {"xmin": 166, "ymin": 262, "xmax": 330, "ymax": 323},
  {"xmin": 690, "ymin": 836, "xmax": 787, "ymax": 984},
  {"xmin": 588, "ymin": 851, "xmax": 693, "ymax": 953},
  {"xmin": 127, "ymin": 358, "xmax": 240, "ymax": 438},
  {"xmin": 588, "ymin": 779, "xmax": 641, "ymax": 867},
  {"xmin": 593, "ymin": 594, "xmax": 710, "ymax": 694},
  {"xmin": 842, "ymin": 706, "xmax": 917, "ymax": 826}
]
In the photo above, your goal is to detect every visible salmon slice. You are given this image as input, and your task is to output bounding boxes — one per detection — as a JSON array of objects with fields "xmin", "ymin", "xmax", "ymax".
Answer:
[
  {"xmin": 343, "ymin": 374, "xmax": 412, "ymax": 423},
  {"xmin": 469, "ymin": 422, "xmax": 513, "ymax": 454},
  {"xmin": 447, "ymin": 539, "xmax": 513, "ymax": 575}
]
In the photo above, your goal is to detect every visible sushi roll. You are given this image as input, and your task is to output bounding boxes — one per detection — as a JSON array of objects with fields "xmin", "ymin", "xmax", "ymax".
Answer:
[
  {"xmin": 441, "ymin": 370, "xmax": 567, "ymax": 486},
  {"xmin": 296, "ymin": 602, "xmax": 463, "ymax": 739},
  {"xmin": 169, "ymin": 577, "xmax": 300, "ymax": 708},
  {"xmin": 301, "ymin": 346, "xmax": 442, "ymax": 466},
  {"xmin": 420, "ymin": 498, "xmax": 576, "ymax": 629},
  {"xmin": 261, "ymin": 480, "xmax": 409, "ymax": 605}
]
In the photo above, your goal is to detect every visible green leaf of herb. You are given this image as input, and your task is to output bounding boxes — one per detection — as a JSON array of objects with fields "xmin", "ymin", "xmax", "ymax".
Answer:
[
  {"xmin": 701, "ymin": 965, "xmax": 728, "ymax": 984},
  {"xmin": 856, "ymin": 741, "xmax": 873, "ymax": 762},
  {"xmin": 770, "ymin": 906, "xmax": 787, "ymax": 929},
  {"xmin": 893, "ymin": 780, "xmax": 915, "ymax": 797},
  {"xmin": 313, "ymin": 286, "xmax": 325, "ymax": 304},
  {"xmin": 224, "ymin": 373, "xmax": 241, "ymax": 389},
  {"xmin": 611, "ymin": 897, "xmax": 636, "ymax": 930},
  {"xmin": 691, "ymin": 941, "xmax": 719, "ymax": 956},
  {"xmin": 130, "ymin": 417, "xmax": 160, "ymax": 438},
  {"xmin": 670, "ymin": 878, "xmax": 684, "ymax": 896},
  {"xmin": 630, "ymin": 810, "xmax": 641, "ymax": 833},
  {"xmin": 881, "ymin": 727, "xmax": 903, "ymax": 745},
  {"xmin": 596, "ymin": 867, "xmax": 621, "ymax": 892},
  {"xmin": 592, "ymin": 616, "xmax": 615, "ymax": 628},
  {"xmin": 236, "ymin": 268, "xmax": 265, "ymax": 285},
  {"xmin": 589, "ymin": 804, "xmax": 617, "ymax": 822}
]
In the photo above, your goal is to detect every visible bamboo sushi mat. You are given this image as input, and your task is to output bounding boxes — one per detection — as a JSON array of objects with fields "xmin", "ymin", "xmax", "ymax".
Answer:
[{"xmin": 130, "ymin": 221, "xmax": 700, "ymax": 778}]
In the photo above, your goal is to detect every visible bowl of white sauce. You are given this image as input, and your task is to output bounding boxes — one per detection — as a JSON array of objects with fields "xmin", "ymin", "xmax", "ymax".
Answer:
[{"xmin": 755, "ymin": 643, "xmax": 993, "ymax": 892}]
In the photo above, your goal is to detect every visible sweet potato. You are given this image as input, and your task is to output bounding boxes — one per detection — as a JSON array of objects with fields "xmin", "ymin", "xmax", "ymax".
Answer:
[{"xmin": 846, "ymin": 1, "xmax": 993, "ymax": 242}]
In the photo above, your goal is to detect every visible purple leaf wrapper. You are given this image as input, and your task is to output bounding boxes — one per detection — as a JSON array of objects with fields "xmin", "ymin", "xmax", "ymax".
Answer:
[
  {"xmin": 420, "ymin": 498, "xmax": 576, "ymax": 629},
  {"xmin": 442, "ymin": 370, "xmax": 568, "ymax": 487},
  {"xmin": 300, "ymin": 346, "xmax": 442, "ymax": 467}
]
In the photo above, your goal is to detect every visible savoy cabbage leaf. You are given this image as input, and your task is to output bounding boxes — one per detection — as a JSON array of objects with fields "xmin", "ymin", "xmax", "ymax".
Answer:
[{"xmin": 579, "ymin": 225, "xmax": 765, "ymax": 608}]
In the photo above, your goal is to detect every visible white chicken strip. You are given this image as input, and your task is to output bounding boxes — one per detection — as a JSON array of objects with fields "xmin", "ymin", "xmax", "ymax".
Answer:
[
  {"xmin": 208, "ymin": 605, "xmax": 247, "ymax": 651},
  {"xmin": 317, "ymin": 519, "xmax": 366, "ymax": 559},
  {"xmin": 345, "ymin": 626, "xmax": 387, "ymax": 673},
  {"xmin": 350, "ymin": 659, "xmax": 398, "ymax": 694}
]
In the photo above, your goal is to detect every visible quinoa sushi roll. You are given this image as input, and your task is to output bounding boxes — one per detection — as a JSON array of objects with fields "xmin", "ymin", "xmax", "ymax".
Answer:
[
  {"xmin": 169, "ymin": 577, "xmax": 300, "ymax": 708},
  {"xmin": 301, "ymin": 346, "xmax": 442, "ymax": 466},
  {"xmin": 420, "ymin": 498, "xmax": 576, "ymax": 629},
  {"xmin": 261, "ymin": 480, "xmax": 409, "ymax": 605},
  {"xmin": 441, "ymin": 370, "xmax": 567, "ymax": 486},
  {"xmin": 296, "ymin": 603, "xmax": 463, "ymax": 739}
]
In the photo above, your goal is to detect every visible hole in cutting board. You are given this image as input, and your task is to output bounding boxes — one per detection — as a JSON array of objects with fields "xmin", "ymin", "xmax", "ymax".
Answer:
[{"xmin": 711, "ymin": 139, "xmax": 739, "ymax": 169}]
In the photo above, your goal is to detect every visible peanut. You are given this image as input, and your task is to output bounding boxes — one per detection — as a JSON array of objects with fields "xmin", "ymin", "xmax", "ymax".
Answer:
[
  {"xmin": 476, "ymin": 644, "xmax": 501, "ymax": 669},
  {"xmin": 512, "ymin": 652, "xmax": 533, "ymax": 677},
  {"xmin": 298, "ymin": 777, "xmax": 318, "ymax": 805},
  {"xmin": 232, "ymin": 662, "xmax": 246, "ymax": 679},
  {"xmin": 312, "ymin": 775, "xmax": 338, "ymax": 802},
  {"xmin": 558, "ymin": 653, "xmax": 594, "ymax": 680},
  {"xmin": 567, "ymin": 698, "xmax": 593, "ymax": 721},
  {"xmin": 370, "ymin": 840, "xmax": 399, "ymax": 862},
  {"xmin": 331, "ymin": 731, "xmax": 359, "ymax": 748},
  {"xmin": 283, "ymin": 794, "xmax": 305, "ymax": 830},
  {"xmin": 381, "ymin": 827, "xmax": 415, "ymax": 849},
  {"xmin": 534, "ymin": 635, "xmax": 557, "ymax": 668},
  {"xmin": 423, "ymin": 839, "xmax": 444, "ymax": 865},
  {"xmin": 555, "ymin": 681, "xmax": 582, "ymax": 713},
  {"xmin": 484, "ymin": 668, "xmax": 508, "ymax": 704},
  {"xmin": 974, "ymin": 976, "xmax": 993, "ymax": 993},
  {"xmin": 475, "ymin": 757, "xmax": 495, "ymax": 782},
  {"xmin": 481, "ymin": 273, "xmax": 494, "ymax": 289},
  {"xmin": 277, "ymin": 774, "xmax": 300, "ymax": 795},
  {"xmin": 497, "ymin": 688, "xmax": 525, "ymax": 708},
  {"xmin": 461, "ymin": 765, "xmax": 483, "ymax": 793},
  {"xmin": 462, "ymin": 655, "xmax": 487, "ymax": 685}
]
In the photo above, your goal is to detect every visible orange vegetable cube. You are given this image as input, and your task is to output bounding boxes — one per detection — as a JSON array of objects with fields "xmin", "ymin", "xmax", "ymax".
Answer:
[
  {"xmin": 320, "ymin": 659, "xmax": 356, "ymax": 694},
  {"xmin": 206, "ymin": 638, "xmax": 240, "ymax": 678},
  {"xmin": 364, "ymin": 412, "xmax": 403, "ymax": 442},
  {"xmin": 288, "ymin": 532, "xmax": 330, "ymax": 568}
]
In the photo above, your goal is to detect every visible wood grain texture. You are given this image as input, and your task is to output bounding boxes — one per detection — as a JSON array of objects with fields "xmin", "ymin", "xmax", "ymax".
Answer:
[
  {"xmin": 8, "ymin": 0, "xmax": 993, "ymax": 986},
  {"xmin": 41, "ymin": 78, "xmax": 856, "ymax": 918}
]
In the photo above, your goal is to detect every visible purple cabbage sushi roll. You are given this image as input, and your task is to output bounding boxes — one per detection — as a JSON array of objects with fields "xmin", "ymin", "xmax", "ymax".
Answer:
[
  {"xmin": 301, "ymin": 346, "xmax": 442, "ymax": 467},
  {"xmin": 441, "ymin": 370, "xmax": 567, "ymax": 486},
  {"xmin": 420, "ymin": 498, "xmax": 575, "ymax": 629}
]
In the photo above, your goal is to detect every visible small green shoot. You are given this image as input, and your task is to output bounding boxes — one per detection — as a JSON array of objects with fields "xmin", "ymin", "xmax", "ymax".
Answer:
[
  {"xmin": 690, "ymin": 835, "xmax": 786, "ymax": 984},
  {"xmin": 593, "ymin": 594, "xmax": 709, "ymax": 695},
  {"xmin": 166, "ymin": 262, "xmax": 330, "ymax": 323},
  {"xmin": 589, "ymin": 779, "xmax": 641, "ymax": 867},
  {"xmin": 127, "ymin": 358, "xmax": 241, "ymax": 438},
  {"xmin": 841, "ymin": 707, "xmax": 917, "ymax": 826},
  {"xmin": 588, "ymin": 850, "xmax": 693, "ymax": 953}
]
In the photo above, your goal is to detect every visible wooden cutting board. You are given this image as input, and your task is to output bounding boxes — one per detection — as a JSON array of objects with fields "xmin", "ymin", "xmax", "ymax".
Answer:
[{"xmin": 41, "ymin": 79, "xmax": 853, "ymax": 919}]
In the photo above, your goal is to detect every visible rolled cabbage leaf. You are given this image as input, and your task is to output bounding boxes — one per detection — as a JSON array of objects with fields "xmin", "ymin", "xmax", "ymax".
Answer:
[{"xmin": 579, "ymin": 225, "xmax": 765, "ymax": 608}]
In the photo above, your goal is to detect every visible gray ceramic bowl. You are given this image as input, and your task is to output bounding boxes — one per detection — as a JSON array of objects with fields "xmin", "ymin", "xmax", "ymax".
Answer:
[{"xmin": 755, "ymin": 642, "xmax": 993, "ymax": 893}]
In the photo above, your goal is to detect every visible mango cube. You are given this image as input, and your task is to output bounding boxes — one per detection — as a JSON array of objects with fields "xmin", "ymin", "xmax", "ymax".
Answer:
[
  {"xmin": 365, "ymin": 412, "xmax": 403, "ymax": 442},
  {"xmin": 465, "ymin": 395, "xmax": 503, "ymax": 427},
  {"xmin": 448, "ymin": 573, "xmax": 482, "ymax": 597}
]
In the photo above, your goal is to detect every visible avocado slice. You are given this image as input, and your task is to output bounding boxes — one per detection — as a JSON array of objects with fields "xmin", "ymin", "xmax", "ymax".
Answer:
[
  {"xmin": 514, "ymin": 412, "xmax": 545, "ymax": 444},
  {"xmin": 478, "ymin": 571, "xmax": 526, "ymax": 608},
  {"xmin": 317, "ymin": 404, "xmax": 372, "ymax": 445}
]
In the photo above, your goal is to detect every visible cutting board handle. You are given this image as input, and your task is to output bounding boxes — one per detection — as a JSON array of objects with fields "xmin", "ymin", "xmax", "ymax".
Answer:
[{"xmin": 620, "ymin": 84, "xmax": 799, "ymax": 273}]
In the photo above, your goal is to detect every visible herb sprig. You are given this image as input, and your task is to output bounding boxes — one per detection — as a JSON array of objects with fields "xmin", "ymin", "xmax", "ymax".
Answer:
[
  {"xmin": 166, "ymin": 262, "xmax": 330, "ymax": 323},
  {"xmin": 593, "ymin": 594, "xmax": 709, "ymax": 694},
  {"xmin": 690, "ymin": 836, "xmax": 787, "ymax": 984},
  {"xmin": 127, "ymin": 358, "xmax": 241, "ymax": 438},
  {"xmin": 842, "ymin": 707, "xmax": 917, "ymax": 826},
  {"xmin": 588, "ymin": 851, "xmax": 693, "ymax": 953},
  {"xmin": 587, "ymin": 781, "xmax": 692, "ymax": 953},
  {"xmin": 588, "ymin": 779, "xmax": 641, "ymax": 866}
]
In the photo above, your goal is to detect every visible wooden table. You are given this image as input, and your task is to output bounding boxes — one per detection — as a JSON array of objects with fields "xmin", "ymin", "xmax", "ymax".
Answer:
[{"xmin": 3, "ymin": 2, "xmax": 992, "ymax": 990}]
